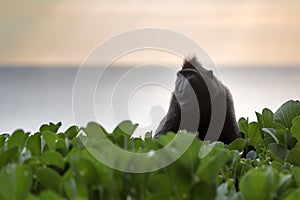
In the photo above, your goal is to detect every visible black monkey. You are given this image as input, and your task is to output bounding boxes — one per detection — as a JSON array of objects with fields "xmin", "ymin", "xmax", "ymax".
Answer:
[{"xmin": 154, "ymin": 56, "xmax": 241, "ymax": 144}]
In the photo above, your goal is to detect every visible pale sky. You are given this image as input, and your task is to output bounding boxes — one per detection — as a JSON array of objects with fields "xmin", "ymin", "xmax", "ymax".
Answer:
[{"xmin": 1, "ymin": 0, "xmax": 300, "ymax": 66}]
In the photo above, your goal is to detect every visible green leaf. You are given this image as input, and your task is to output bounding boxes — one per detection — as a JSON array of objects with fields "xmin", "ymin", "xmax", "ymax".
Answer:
[
  {"xmin": 262, "ymin": 108, "xmax": 275, "ymax": 128},
  {"xmin": 113, "ymin": 120, "xmax": 138, "ymax": 139},
  {"xmin": 212, "ymin": 141, "xmax": 225, "ymax": 149},
  {"xmin": 274, "ymin": 129, "xmax": 289, "ymax": 147},
  {"xmin": 7, "ymin": 129, "xmax": 28, "ymax": 149},
  {"xmin": 38, "ymin": 190, "xmax": 62, "ymax": 200},
  {"xmin": 55, "ymin": 138, "xmax": 68, "ymax": 156},
  {"xmin": 240, "ymin": 167, "xmax": 279, "ymax": 200},
  {"xmin": 247, "ymin": 122, "xmax": 263, "ymax": 146},
  {"xmin": 197, "ymin": 148, "xmax": 232, "ymax": 183},
  {"xmin": 83, "ymin": 123, "xmax": 108, "ymax": 142},
  {"xmin": 24, "ymin": 157, "xmax": 43, "ymax": 171},
  {"xmin": 293, "ymin": 167, "xmax": 300, "ymax": 187},
  {"xmin": 158, "ymin": 132, "xmax": 176, "ymax": 146},
  {"xmin": 245, "ymin": 150, "xmax": 257, "ymax": 160},
  {"xmin": 41, "ymin": 151, "xmax": 65, "ymax": 169},
  {"xmin": 0, "ymin": 147, "xmax": 19, "ymax": 169},
  {"xmin": 238, "ymin": 118, "xmax": 248, "ymax": 137},
  {"xmin": 283, "ymin": 188, "xmax": 300, "ymax": 200},
  {"xmin": 274, "ymin": 122, "xmax": 286, "ymax": 130},
  {"xmin": 27, "ymin": 132, "xmax": 41, "ymax": 156},
  {"xmin": 0, "ymin": 165, "xmax": 14, "ymax": 200},
  {"xmin": 267, "ymin": 143, "xmax": 289, "ymax": 161},
  {"xmin": 256, "ymin": 112, "xmax": 263, "ymax": 127},
  {"xmin": 40, "ymin": 122, "xmax": 62, "ymax": 133},
  {"xmin": 26, "ymin": 194, "xmax": 40, "ymax": 200},
  {"xmin": 15, "ymin": 164, "xmax": 33, "ymax": 200},
  {"xmin": 190, "ymin": 181, "xmax": 216, "ymax": 200},
  {"xmin": 271, "ymin": 161, "xmax": 283, "ymax": 171},
  {"xmin": 227, "ymin": 138, "xmax": 246, "ymax": 151},
  {"xmin": 291, "ymin": 117, "xmax": 300, "ymax": 141},
  {"xmin": 133, "ymin": 138, "xmax": 144, "ymax": 152},
  {"xmin": 0, "ymin": 164, "xmax": 32, "ymax": 200},
  {"xmin": 42, "ymin": 131, "xmax": 58, "ymax": 151},
  {"xmin": 56, "ymin": 133, "xmax": 65, "ymax": 139},
  {"xmin": 143, "ymin": 138, "xmax": 162, "ymax": 151},
  {"xmin": 238, "ymin": 119, "xmax": 263, "ymax": 146},
  {"xmin": 35, "ymin": 167, "xmax": 62, "ymax": 192},
  {"xmin": 0, "ymin": 135, "xmax": 7, "ymax": 149},
  {"xmin": 65, "ymin": 126, "xmax": 79, "ymax": 139},
  {"xmin": 147, "ymin": 174, "xmax": 173, "ymax": 195},
  {"xmin": 262, "ymin": 128, "xmax": 279, "ymax": 144},
  {"xmin": 277, "ymin": 174, "xmax": 292, "ymax": 192},
  {"xmin": 274, "ymin": 100, "xmax": 300, "ymax": 128},
  {"xmin": 216, "ymin": 181, "xmax": 240, "ymax": 200},
  {"xmin": 63, "ymin": 177, "xmax": 88, "ymax": 200},
  {"xmin": 4, "ymin": 113, "xmax": 300, "ymax": 199},
  {"xmin": 286, "ymin": 148, "xmax": 300, "ymax": 166},
  {"xmin": 145, "ymin": 132, "xmax": 152, "ymax": 139},
  {"xmin": 73, "ymin": 158, "xmax": 99, "ymax": 186}
]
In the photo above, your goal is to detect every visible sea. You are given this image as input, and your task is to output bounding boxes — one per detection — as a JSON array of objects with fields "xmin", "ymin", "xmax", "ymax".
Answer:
[{"xmin": 0, "ymin": 66, "xmax": 299, "ymax": 135}]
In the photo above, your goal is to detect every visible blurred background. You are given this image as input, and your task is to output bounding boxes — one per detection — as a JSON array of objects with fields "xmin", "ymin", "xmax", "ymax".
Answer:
[{"xmin": 1, "ymin": 0, "xmax": 300, "ymax": 134}]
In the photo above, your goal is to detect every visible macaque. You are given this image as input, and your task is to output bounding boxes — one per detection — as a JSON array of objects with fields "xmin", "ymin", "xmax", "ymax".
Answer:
[{"xmin": 154, "ymin": 57, "xmax": 241, "ymax": 144}]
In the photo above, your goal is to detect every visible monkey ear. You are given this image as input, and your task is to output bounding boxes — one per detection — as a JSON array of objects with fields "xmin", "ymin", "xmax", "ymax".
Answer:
[{"xmin": 207, "ymin": 70, "xmax": 214, "ymax": 78}]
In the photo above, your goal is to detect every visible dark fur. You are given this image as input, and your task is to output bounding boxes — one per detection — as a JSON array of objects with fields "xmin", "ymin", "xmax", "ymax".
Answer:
[{"xmin": 154, "ymin": 57, "xmax": 241, "ymax": 144}]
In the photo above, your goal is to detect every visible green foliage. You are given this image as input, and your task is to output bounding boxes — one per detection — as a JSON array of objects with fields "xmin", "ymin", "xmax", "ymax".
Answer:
[
  {"xmin": 274, "ymin": 100, "xmax": 300, "ymax": 128},
  {"xmin": 0, "ymin": 100, "xmax": 300, "ymax": 199}
]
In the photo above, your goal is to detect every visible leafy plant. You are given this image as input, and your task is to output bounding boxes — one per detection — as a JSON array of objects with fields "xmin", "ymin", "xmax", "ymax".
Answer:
[{"xmin": 0, "ymin": 100, "xmax": 300, "ymax": 199}]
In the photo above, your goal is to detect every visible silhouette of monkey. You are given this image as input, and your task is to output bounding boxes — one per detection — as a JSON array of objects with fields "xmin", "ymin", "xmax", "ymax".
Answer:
[{"xmin": 154, "ymin": 57, "xmax": 241, "ymax": 144}]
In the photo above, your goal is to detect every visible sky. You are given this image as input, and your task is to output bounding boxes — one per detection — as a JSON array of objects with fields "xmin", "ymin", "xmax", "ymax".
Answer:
[
  {"xmin": 0, "ymin": 0, "xmax": 300, "ymax": 67},
  {"xmin": 0, "ymin": 0, "xmax": 300, "ymax": 134}
]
